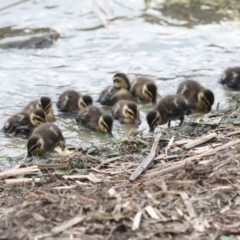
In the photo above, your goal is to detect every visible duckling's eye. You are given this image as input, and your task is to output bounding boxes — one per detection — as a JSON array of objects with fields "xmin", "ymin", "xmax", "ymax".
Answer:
[
  {"xmin": 152, "ymin": 117, "xmax": 159, "ymax": 128},
  {"xmin": 29, "ymin": 144, "xmax": 39, "ymax": 153},
  {"xmin": 80, "ymin": 102, "xmax": 86, "ymax": 107},
  {"xmin": 126, "ymin": 110, "xmax": 135, "ymax": 117},
  {"xmin": 102, "ymin": 122, "xmax": 109, "ymax": 131},
  {"xmin": 35, "ymin": 117, "xmax": 44, "ymax": 122},
  {"xmin": 44, "ymin": 105, "xmax": 51, "ymax": 112}
]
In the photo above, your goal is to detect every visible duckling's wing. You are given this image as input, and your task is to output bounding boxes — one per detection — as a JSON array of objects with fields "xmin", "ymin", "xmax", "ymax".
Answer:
[
  {"xmin": 110, "ymin": 89, "xmax": 132, "ymax": 105},
  {"xmin": 23, "ymin": 100, "xmax": 38, "ymax": 113},
  {"xmin": 98, "ymin": 86, "xmax": 116, "ymax": 105},
  {"xmin": 4, "ymin": 113, "xmax": 29, "ymax": 134}
]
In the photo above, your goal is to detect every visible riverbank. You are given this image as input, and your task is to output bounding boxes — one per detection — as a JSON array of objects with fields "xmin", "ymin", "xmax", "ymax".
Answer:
[{"xmin": 1, "ymin": 104, "xmax": 240, "ymax": 239}]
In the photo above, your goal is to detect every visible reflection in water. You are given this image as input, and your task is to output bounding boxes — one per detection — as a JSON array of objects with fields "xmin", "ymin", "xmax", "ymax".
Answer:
[
  {"xmin": 0, "ymin": 0, "xmax": 240, "ymax": 169},
  {"xmin": 145, "ymin": 0, "xmax": 240, "ymax": 26}
]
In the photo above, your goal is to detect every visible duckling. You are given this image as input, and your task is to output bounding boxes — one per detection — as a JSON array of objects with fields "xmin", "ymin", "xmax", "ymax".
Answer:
[
  {"xmin": 2, "ymin": 109, "xmax": 46, "ymax": 135},
  {"xmin": 130, "ymin": 77, "xmax": 157, "ymax": 105},
  {"xmin": 76, "ymin": 106, "xmax": 113, "ymax": 138},
  {"xmin": 112, "ymin": 100, "xmax": 141, "ymax": 126},
  {"xmin": 113, "ymin": 73, "xmax": 131, "ymax": 90},
  {"xmin": 25, "ymin": 123, "xmax": 65, "ymax": 162},
  {"xmin": 57, "ymin": 90, "xmax": 93, "ymax": 114},
  {"xmin": 176, "ymin": 80, "xmax": 214, "ymax": 113},
  {"xmin": 220, "ymin": 67, "xmax": 240, "ymax": 89},
  {"xmin": 146, "ymin": 95, "xmax": 191, "ymax": 132},
  {"xmin": 23, "ymin": 96, "xmax": 55, "ymax": 122},
  {"xmin": 98, "ymin": 73, "xmax": 132, "ymax": 106}
]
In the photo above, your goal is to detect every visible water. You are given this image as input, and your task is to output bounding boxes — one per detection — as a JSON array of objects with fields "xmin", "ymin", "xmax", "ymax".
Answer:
[{"xmin": 0, "ymin": 0, "xmax": 240, "ymax": 168}]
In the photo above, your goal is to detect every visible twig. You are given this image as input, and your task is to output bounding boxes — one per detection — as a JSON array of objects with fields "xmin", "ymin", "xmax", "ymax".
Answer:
[
  {"xmin": 180, "ymin": 192, "xmax": 197, "ymax": 219},
  {"xmin": 183, "ymin": 133, "xmax": 217, "ymax": 150},
  {"xmin": 51, "ymin": 215, "xmax": 84, "ymax": 234},
  {"xmin": 63, "ymin": 173, "xmax": 101, "ymax": 183},
  {"xmin": 145, "ymin": 206, "xmax": 160, "ymax": 220},
  {"xmin": 145, "ymin": 162, "xmax": 187, "ymax": 178},
  {"xmin": 130, "ymin": 132, "xmax": 162, "ymax": 181},
  {"xmin": 52, "ymin": 185, "xmax": 77, "ymax": 190},
  {"xmin": 132, "ymin": 210, "xmax": 142, "ymax": 230},
  {"xmin": 0, "ymin": 0, "xmax": 29, "ymax": 12},
  {"xmin": 19, "ymin": 162, "xmax": 70, "ymax": 169},
  {"xmin": 95, "ymin": 155, "xmax": 132, "ymax": 169},
  {"xmin": 226, "ymin": 130, "xmax": 240, "ymax": 137},
  {"xmin": 146, "ymin": 138, "xmax": 240, "ymax": 178},
  {"xmin": 165, "ymin": 136, "xmax": 174, "ymax": 156},
  {"xmin": 174, "ymin": 139, "xmax": 192, "ymax": 146},
  {"xmin": 4, "ymin": 178, "xmax": 41, "ymax": 187},
  {"xmin": 0, "ymin": 166, "xmax": 39, "ymax": 179}
]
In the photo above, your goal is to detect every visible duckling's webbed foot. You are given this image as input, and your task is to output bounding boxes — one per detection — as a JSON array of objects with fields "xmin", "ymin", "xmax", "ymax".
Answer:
[{"xmin": 179, "ymin": 116, "xmax": 184, "ymax": 126}]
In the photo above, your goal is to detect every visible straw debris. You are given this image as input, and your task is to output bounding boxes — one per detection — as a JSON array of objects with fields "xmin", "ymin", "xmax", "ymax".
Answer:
[{"xmin": 1, "ymin": 107, "xmax": 240, "ymax": 239}]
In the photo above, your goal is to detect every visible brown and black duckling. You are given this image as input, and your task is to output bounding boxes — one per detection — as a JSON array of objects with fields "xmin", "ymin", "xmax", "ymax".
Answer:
[
  {"xmin": 2, "ymin": 109, "xmax": 46, "ymax": 135},
  {"xmin": 112, "ymin": 100, "xmax": 141, "ymax": 126},
  {"xmin": 176, "ymin": 80, "xmax": 214, "ymax": 113},
  {"xmin": 98, "ymin": 73, "xmax": 132, "ymax": 106},
  {"xmin": 220, "ymin": 67, "xmax": 240, "ymax": 89},
  {"xmin": 25, "ymin": 123, "xmax": 65, "ymax": 162},
  {"xmin": 57, "ymin": 90, "xmax": 93, "ymax": 114},
  {"xmin": 23, "ymin": 96, "xmax": 55, "ymax": 122},
  {"xmin": 130, "ymin": 77, "xmax": 157, "ymax": 105},
  {"xmin": 146, "ymin": 95, "xmax": 191, "ymax": 132},
  {"xmin": 76, "ymin": 106, "xmax": 114, "ymax": 138}
]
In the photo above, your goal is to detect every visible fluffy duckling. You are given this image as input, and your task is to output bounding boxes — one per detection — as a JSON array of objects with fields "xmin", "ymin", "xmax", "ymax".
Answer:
[
  {"xmin": 176, "ymin": 80, "xmax": 214, "ymax": 113},
  {"xmin": 57, "ymin": 90, "xmax": 93, "ymax": 114},
  {"xmin": 76, "ymin": 106, "xmax": 113, "ymax": 138},
  {"xmin": 146, "ymin": 95, "xmax": 191, "ymax": 132},
  {"xmin": 25, "ymin": 123, "xmax": 65, "ymax": 162},
  {"xmin": 112, "ymin": 100, "xmax": 141, "ymax": 125},
  {"xmin": 98, "ymin": 73, "xmax": 132, "ymax": 106},
  {"xmin": 2, "ymin": 109, "xmax": 46, "ymax": 135},
  {"xmin": 220, "ymin": 67, "xmax": 240, "ymax": 89},
  {"xmin": 23, "ymin": 96, "xmax": 55, "ymax": 122},
  {"xmin": 130, "ymin": 77, "xmax": 157, "ymax": 105}
]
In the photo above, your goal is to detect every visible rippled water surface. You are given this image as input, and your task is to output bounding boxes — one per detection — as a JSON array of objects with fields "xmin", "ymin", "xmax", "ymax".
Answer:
[{"xmin": 0, "ymin": 0, "xmax": 240, "ymax": 168}]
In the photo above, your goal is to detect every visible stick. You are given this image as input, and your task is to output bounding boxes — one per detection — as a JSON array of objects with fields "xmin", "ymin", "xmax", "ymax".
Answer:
[
  {"xmin": 95, "ymin": 154, "xmax": 132, "ymax": 169},
  {"xmin": 130, "ymin": 132, "xmax": 162, "ymax": 181},
  {"xmin": 226, "ymin": 130, "xmax": 240, "ymax": 137},
  {"xmin": 0, "ymin": 166, "xmax": 39, "ymax": 179},
  {"xmin": 146, "ymin": 138, "xmax": 240, "ymax": 178},
  {"xmin": 20, "ymin": 162, "xmax": 70, "ymax": 169},
  {"xmin": 51, "ymin": 215, "xmax": 84, "ymax": 234},
  {"xmin": 63, "ymin": 173, "xmax": 101, "ymax": 183},
  {"xmin": 165, "ymin": 136, "xmax": 174, "ymax": 156},
  {"xmin": 0, "ymin": 0, "xmax": 28, "ymax": 12},
  {"xmin": 183, "ymin": 133, "xmax": 217, "ymax": 150},
  {"xmin": 4, "ymin": 178, "xmax": 41, "ymax": 187},
  {"xmin": 180, "ymin": 192, "xmax": 197, "ymax": 219},
  {"xmin": 132, "ymin": 211, "xmax": 142, "ymax": 230},
  {"xmin": 174, "ymin": 139, "xmax": 192, "ymax": 146}
]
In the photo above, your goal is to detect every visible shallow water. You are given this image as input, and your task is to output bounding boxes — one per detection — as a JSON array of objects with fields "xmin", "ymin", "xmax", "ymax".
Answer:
[{"xmin": 0, "ymin": 0, "xmax": 240, "ymax": 169}]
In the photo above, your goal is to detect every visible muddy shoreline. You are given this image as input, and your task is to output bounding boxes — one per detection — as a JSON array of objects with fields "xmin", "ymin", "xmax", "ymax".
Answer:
[{"xmin": 1, "ymin": 105, "xmax": 240, "ymax": 239}]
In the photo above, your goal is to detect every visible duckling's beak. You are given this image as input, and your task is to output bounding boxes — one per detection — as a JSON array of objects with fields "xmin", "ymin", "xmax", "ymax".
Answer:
[
  {"xmin": 205, "ymin": 106, "xmax": 211, "ymax": 113},
  {"xmin": 152, "ymin": 100, "xmax": 157, "ymax": 105},
  {"xmin": 149, "ymin": 127, "xmax": 155, "ymax": 133},
  {"xmin": 24, "ymin": 152, "xmax": 33, "ymax": 162},
  {"xmin": 106, "ymin": 131, "xmax": 114, "ymax": 138},
  {"xmin": 134, "ymin": 117, "xmax": 141, "ymax": 126}
]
